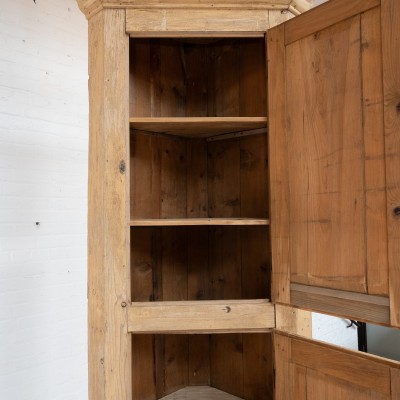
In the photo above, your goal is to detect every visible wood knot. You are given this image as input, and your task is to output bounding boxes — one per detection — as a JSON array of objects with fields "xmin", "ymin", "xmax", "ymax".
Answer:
[
  {"xmin": 121, "ymin": 301, "xmax": 127, "ymax": 308},
  {"xmin": 224, "ymin": 306, "xmax": 231, "ymax": 313},
  {"xmin": 119, "ymin": 160, "xmax": 126, "ymax": 174},
  {"xmin": 394, "ymin": 207, "xmax": 400, "ymax": 217}
]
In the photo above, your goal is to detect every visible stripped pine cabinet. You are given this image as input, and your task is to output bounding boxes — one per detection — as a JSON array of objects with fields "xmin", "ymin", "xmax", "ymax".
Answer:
[{"xmin": 76, "ymin": 0, "xmax": 400, "ymax": 398}]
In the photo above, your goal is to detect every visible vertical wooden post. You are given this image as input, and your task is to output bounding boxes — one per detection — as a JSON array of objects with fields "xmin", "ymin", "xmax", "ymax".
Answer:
[
  {"xmin": 267, "ymin": 25, "xmax": 291, "ymax": 305},
  {"xmin": 382, "ymin": 0, "xmax": 400, "ymax": 328},
  {"xmin": 88, "ymin": 9, "xmax": 131, "ymax": 399}
]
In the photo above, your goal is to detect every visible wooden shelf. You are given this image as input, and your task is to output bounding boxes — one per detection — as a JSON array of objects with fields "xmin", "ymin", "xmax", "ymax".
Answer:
[
  {"xmin": 127, "ymin": 299, "xmax": 275, "ymax": 334},
  {"xmin": 129, "ymin": 117, "xmax": 267, "ymax": 138},
  {"xmin": 159, "ymin": 386, "xmax": 244, "ymax": 400},
  {"xmin": 130, "ymin": 218, "xmax": 270, "ymax": 227}
]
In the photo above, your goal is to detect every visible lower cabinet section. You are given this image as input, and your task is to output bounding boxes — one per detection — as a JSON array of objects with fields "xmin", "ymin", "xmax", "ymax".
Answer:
[{"xmin": 132, "ymin": 333, "xmax": 274, "ymax": 400}]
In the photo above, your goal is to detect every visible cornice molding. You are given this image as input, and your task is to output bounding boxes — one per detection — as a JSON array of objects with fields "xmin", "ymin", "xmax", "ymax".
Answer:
[{"xmin": 76, "ymin": 0, "xmax": 312, "ymax": 19}]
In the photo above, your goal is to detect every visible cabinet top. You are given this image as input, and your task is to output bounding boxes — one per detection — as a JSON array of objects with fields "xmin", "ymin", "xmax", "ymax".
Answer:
[{"xmin": 76, "ymin": 0, "xmax": 312, "ymax": 19}]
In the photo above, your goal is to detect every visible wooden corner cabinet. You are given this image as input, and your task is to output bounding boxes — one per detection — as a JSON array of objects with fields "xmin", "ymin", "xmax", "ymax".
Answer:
[{"xmin": 76, "ymin": 0, "xmax": 400, "ymax": 398}]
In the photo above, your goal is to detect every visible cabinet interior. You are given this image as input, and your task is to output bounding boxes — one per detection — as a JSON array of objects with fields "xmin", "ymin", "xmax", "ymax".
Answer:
[{"xmin": 129, "ymin": 37, "xmax": 272, "ymax": 399}]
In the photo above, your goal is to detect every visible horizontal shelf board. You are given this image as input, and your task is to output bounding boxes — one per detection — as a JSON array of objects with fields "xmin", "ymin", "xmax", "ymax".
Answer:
[
  {"xmin": 128, "ymin": 299, "xmax": 275, "ymax": 334},
  {"xmin": 159, "ymin": 386, "xmax": 244, "ymax": 400},
  {"xmin": 130, "ymin": 117, "xmax": 267, "ymax": 138},
  {"xmin": 130, "ymin": 218, "xmax": 270, "ymax": 226}
]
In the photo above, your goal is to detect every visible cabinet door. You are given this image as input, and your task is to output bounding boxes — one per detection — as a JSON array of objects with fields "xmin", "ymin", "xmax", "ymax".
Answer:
[
  {"xmin": 268, "ymin": 0, "xmax": 400, "ymax": 327},
  {"xmin": 274, "ymin": 332, "xmax": 400, "ymax": 400}
]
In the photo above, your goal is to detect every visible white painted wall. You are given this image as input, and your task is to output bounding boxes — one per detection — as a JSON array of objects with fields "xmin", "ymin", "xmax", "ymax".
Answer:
[{"xmin": 0, "ymin": 1, "xmax": 88, "ymax": 399}]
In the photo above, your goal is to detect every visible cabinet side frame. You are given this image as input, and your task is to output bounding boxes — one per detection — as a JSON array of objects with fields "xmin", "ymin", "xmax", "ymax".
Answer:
[
  {"xmin": 382, "ymin": 0, "xmax": 400, "ymax": 328},
  {"xmin": 88, "ymin": 9, "xmax": 132, "ymax": 400},
  {"xmin": 267, "ymin": 25, "xmax": 291, "ymax": 305}
]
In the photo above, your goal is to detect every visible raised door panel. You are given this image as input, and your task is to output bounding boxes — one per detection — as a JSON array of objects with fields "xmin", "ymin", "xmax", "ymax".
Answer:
[
  {"xmin": 268, "ymin": 0, "xmax": 400, "ymax": 326},
  {"xmin": 274, "ymin": 333, "xmax": 400, "ymax": 400}
]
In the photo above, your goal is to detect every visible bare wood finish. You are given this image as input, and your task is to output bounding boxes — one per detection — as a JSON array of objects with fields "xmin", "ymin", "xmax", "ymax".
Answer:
[
  {"xmin": 130, "ymin": 218, "xmax": 269, "ymax": 226},
  {"xmin": 286, "ymin": 16, "xmax": 367, "ymax": 293},
  {"xmin": 128, "ymin": 300, "xmax": 275, "ymax": 333},
  {"xmin": 267, "ymin": 25, "xmax": 290, "ymax": 304},
  {"xmin": 291, "ymin": 283, "xmax": 390, "ymax": 325},
  {"xmin": 88, "ymin": 9, "xmax": 131, "ymax": 400},
  {"xmin": 292, "ymin": 339, "xmax": 391, "ymax": 395},
  {"xmin": 275, "ymin": 304, "xmax": 312, "ymax": 337},
  {"xmin": 129, "ymin": 39, "xmax": 267, "ymax": 119},
  {"xmin": 273, "ymin": 333, "xmax": 291, "ymax": 400},
  {"xmin": 362, "ymin": 7, "xmax": 389, "ymax": 296},
  {"xmin": 130, "ymin": 117, "xmax": 267, "ymax": 138},
  {"xmin": 126, "ymin": 9, "xmax": 271, "ymax": 37},
  {"xmin": 77, "ymin": 0, "xmax": 311, "ymax": 19},
  {"xmin": 126, "ymin": 8, "xmax": 297, "ymax": 37},
  {"xmin": 382, "ymin": 0, "xmax": 400, "ymax": 327},
  {"xmin": 159, "ymin": 386, "xmax": 243, "ymax": 400},
  {"xmin": 285, "ymin": 0, "xmax": 380, "ymax": 45},
  {"xmin": 275, "ymin": 333, "xmax": 400, "ymax": 400}
]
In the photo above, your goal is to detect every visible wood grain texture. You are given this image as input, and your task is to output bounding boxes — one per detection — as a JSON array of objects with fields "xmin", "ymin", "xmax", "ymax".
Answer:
[
  {"xmin": 159, "ymin": 386, "xmax": 244, "ymax": 400},
  {"xmin": 132, "ymin": 335, "xmax": 157, "ymax": 400},
  {"xmin": 129, "ymin": 39, "xmax": 267, "ymax": 119},
  {"xmin": 291, "ymin": 283, "xmax": 390, "ymax": 325},
  {"xmin": 275, "ymin": 333, "xmax": 400, "ymax": 400},
  {"xmin": 130, "ymin": 218, "xmax": 270, "ymax": 226},
  {"xmin": 128, "ymin": 300, "xmax": 275, "ymax": 333},
  {"xmin": 87, "ymin": 11, "xmax": 106, "ymax": 400},
  {"xmin": 275, "ymin": 304, "xmax": 312, "ymax": 337},
  {"xmin": 361, "ymin": 7, "xmax": 389, "ymax": 296},
  {"xmin": 286, "ymin": 16, "xmax": 367, "ymax": 293},
  {"xmin": 87, "ymin": 9, "xmax": 131, "ymax": 400},
  {"xmin": 126, "ymin": 9, "xmax": 271, "ymax": 36},
  {"xmin": 77, "ymin": 0, "xmax": 294, "ymax": 18},
  {"xmin": 305, "ymin": 368, "xmax": 390, "ymax": 400},
  {"xmin": 391, "ymin": 368, "xmax": 400, "ymax": 399},
  {"xmin": 267, "ymin": 25, "xmax": 290, "ymax": 304},
  {"xmin": 285, "ymin": 0, "xmax": 380, "ymax": 45},
  {"xmin": 382, "ymin": 0, "xmax": 400, "ymax": 328},
  {"xmin": 291, "ymin": 339, "xmax": 391, "ymax": 395},
  {"xmin": 243, "ymin": 334, "xmax": 273, "ymax": 400},
  {"xmin": 273, "ymin": 333, "xmax": 291, "ymax": 400}
]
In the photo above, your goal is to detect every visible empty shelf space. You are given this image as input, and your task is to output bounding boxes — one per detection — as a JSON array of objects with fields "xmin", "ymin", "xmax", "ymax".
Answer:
[
  {"xmin": 130, "ymin": 218, "xmax": 270, "ymax": 227},
  {"xmin": 128, "ymin": 299, "xmax": 275, "ymax": 334},
  {"xmin": 159, "ymin": 386, "xmax": 244, "ymax": 400},
  {"xmin": 129, "ymin": 117, "xmax": 267, "ymax": 138}
]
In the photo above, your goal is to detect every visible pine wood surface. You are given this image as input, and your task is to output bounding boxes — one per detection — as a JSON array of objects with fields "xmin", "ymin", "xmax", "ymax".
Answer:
[
  {"xmin": 286, "ymin": 15, "xmax": 367, "ymax": 293},
  {"xmin": 130, "ymin": 218, "xmax": 270, "ymax": 226},
  {"xmin": 267, "ymin": 24, "xmax": 290, "ymax": 305},
  {"xmin": 76, "ymin": 0, "xmax": 312, "ymax": 19},
  {"xmin": 128, "ymin": 300, "xmax": 275, "ymax": 333},
  {"xmin": 126, "ymin": 9, "xmax": 294, "ymax": 36},
  {"xmin": 285, "ymin": 0, "xmax": 380, "ymax": 45},
  {"xmin": 275, "ymin": 304, "xmax": 312, "ymax": 337},
  {"xmin": 275, "ymin": 332, "xmax": 400, "ymax": 400},
  {"xmin": 159, "ymin": 386, "xmax": 243, "ymax": 400},
  {"xmin": 87, "ymin": 9, "xmax": 131, "ymax": 400},
  {"xmin": 382, "ymin": 0, "xmax": 400, "ymax": 327},
  {"xmin": 129, "ymin": 39, "xmax": 266, "ymax": 119},
  {"xmin": 130, "ymin": 117, "xmax": 267, "ymax": 138},
  {"xmin": 361, "ymin": 7, "xmax": 389, "ymax": 296},
  {"xmin": 291, "ymin": 283, "xmax": 390, "ymax": 325}
]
